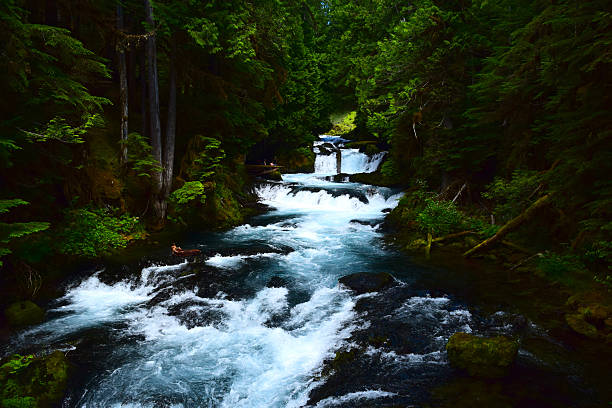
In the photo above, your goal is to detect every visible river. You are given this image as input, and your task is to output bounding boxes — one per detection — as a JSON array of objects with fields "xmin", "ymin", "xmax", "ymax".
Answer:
[{"xmin": 4, "ymin": 136, "xmax": 605, "ymax": 407}]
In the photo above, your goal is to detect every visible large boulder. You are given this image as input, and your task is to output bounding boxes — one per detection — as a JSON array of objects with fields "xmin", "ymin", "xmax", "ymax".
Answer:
[
  {"xmin": 564, "ymin": 290, "xmax": 612, "ymax": 339},
  {"xmin": 338, "ymin": 272, "xmax": 394, "ymax": 294},
  {"xmin": 4, "ymin": 301, "xmax": 44, "ymax": 328},
  {"xmin": 446, "ymin": 332, "xmax": 519, "ymax": 378},
  {"xmin": 565, "ymin": 313, "xmax": 598, "ymax": 339}
]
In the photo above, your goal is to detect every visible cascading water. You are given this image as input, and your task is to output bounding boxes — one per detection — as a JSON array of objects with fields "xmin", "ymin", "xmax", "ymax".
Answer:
[
  {"xmin": 3, "ymin": 135, "xmax": 600, "ymax": 407},
  {"xmin": 313, "ymin": 135, "xmax": 386, "ymax": 175}
]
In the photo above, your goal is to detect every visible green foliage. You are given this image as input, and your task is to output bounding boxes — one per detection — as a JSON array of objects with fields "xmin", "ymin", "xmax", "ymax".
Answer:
[
  {"xmin": 328, "ymin": 111, "xmax": 356, "ymax": 135},
  {"xmin": 0, "ymin": 199, "xmax": 50, "ymax": 267},
  {"xmin": 188, "ymin": 136, "xmax": 225, "ymax": 181},
  {"xmin": 23, "ymin": 114, "xmax": 104, "ymax": 144},
  {"xmin": 467, "ymin": 217, "xmax": 500, "ymax": 239},
  {"xmin": 483, "ymin": 169, "xmax": 542, "ymax": 222},
  {"xmin": 416, "ymin": 198, "xmax": 465, "ymax": 236},
  {"xmin": 379, "ymin": 159, "xmax": 401, "ymax": 183},
  {"xmin": 57, "ymin": 207, "xmax": 145, "ymax": 258},
  {"xmin": 1, "ymin": 396, "xmax": 37, "ymax": 408},
  {"xmin": 537, "ymin": 252, "xmax": 584, "ymax": 283},
  {"xmin": 170, "ymin": 181, "xmax": 208, "ymax": 206},
  {"xmin": 122, "ymin": 133, "xmax": 162, "ymax": 178},
  {"xmin": 584, "ymin": 240, "xmax": 612, "ymax": 289}
]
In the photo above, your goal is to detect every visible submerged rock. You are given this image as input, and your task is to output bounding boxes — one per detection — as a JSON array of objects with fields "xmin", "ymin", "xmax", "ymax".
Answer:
[
  {"xmin": 0, "ymin": 351, "xmax": 69, "ymax": 407},
  {"xmin": 446, "ymin": 332, "xmax": 518, "ymax": 378},
  {"xmin": 4, "ymin": 301, "xmax": 44, "ymax": 327},
  {"xmin": 338, "ymin": 272, "xmax": 394, "ymax": 294}
]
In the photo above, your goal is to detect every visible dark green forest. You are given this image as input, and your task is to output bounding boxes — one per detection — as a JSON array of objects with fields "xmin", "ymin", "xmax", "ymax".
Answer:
[
  {"xmin": 1, "ymin": 0, "xmax": 612, "ymax": 404},
  {"xmin": 3, "ymin": 0, "xmax": 610, "ymax": 287}
]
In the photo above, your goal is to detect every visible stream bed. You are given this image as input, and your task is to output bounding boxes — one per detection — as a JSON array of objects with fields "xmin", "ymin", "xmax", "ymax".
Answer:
[{"xmin": 3, "ymin": 136, "xmax": 608, "ymax": 407}]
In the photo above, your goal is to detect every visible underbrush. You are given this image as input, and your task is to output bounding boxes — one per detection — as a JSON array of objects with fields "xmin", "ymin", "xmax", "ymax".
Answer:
[{"xmin": 57, "ymin": 206, "xmax": 146, "ymax": 258}]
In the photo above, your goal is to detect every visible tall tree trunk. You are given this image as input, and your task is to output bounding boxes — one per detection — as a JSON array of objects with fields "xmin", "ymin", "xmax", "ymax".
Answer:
[
  {"xmin": 140, "ymin": 47, "xmax": 147, "ymax": 139},
  {"xmin": 144, "ymin": 0, "xmax": 165, "ymax": 221},
  {"xmin": 117, "ymin": 4, "xmax": 129, "ymax": 165},
  {"xmin": 162, "ymin": 38, "xmax": 177, "ymax": 204}
]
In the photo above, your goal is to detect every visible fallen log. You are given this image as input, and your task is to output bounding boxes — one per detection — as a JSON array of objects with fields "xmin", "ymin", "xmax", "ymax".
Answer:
[
  {"xmin": 464, "ymin": 194, "xmax": 552, "ymax": 258},
  {"xmin": 432, "ymin": 230, "xmax": 475, "ymax": 243},
  {"xmin": 509, "ymin": 253, "xmax": 543, "ymax": 271}
]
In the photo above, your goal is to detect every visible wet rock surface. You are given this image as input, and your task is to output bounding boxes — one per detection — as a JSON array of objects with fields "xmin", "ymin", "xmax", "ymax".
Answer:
[
  {"xmin": 4, "ymin": 301, "xmax": 45, "ymax": 328},
  {"xmin": 338, "ymin": 272, "xmax": 395, "ymax": 294},
  {"xmin": 446, "ymin": 332, "xmax": 519, "ymax": 378}
]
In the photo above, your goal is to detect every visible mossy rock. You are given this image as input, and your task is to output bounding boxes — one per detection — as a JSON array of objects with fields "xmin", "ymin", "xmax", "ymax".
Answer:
[
  {"xmin": 446, "ymin": 332, "xmax": 519, "ymax": 378},
  {"xmin": 4, "ymin": 301, "xmax": 44, "ymax": 328},
  {"xmin": 202, "ymin": 181, "xmax": 245, "ymax": 229},
  {"xmin": 0, "ymin": 351, "xmax": 69, "ymax": 408},
  {"xmin": 566, "ymin": 291, "xmax": 611, "ymax": 327},
  {"xmin": 565, "ymin": 313, "xmax": 598, "ymax": 339},
  {"xmin": 578, "ymin": 304, "xmax": 609, "ymax": 324}
]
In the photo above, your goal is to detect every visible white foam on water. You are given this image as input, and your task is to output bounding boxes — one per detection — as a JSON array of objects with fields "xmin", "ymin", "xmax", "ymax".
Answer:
[
  {"xmin": 255, "ymin": 184, "xmax": 401, "ymax": 217},
  {"xmin": 76, "ymin": 285, "xmax": 358, "ymax": 408},
  {"xmin": 365, "ymin": 347, "xmax": 446, "ymax": 365},
  {"xmin": 17, "ymin": 262, "xmax": 189, "ymax": 345},
  {"xmin": 205, "ymin": 253, "xmax": 280, "ymax": 269},
  {"xmin": 312, "ymin": 389, "xmax": 398, "ymax": 407}
]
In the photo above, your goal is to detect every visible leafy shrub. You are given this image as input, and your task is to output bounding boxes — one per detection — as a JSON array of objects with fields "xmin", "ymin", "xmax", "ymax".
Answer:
[
  {"xmin": 185, "ymin": 135, "xmax": 225, "ymax": 181},
  {"xmin": 168, "ymin": 180, "xmax": 213, "ymax": 225},
  {"xmin": 537, "ymin": 252, "xmax": 584, "ymax": 283},
  {"xmin": 0, "ymin": 199, "xmax": 50, "ymax": 266},
  {"xmin": 57, "ymin": 207, "xmax": 145, "ymax": 257},
  {"xmin": 467, "ymin": 217, "xmax": 500, "ymax": 238},
  {"xmin": 416, "ymin": 198, "xmax": 465, "ymax": 236},
  {"xmin": 169, "ymin": 181, "xmax": 208, "ymax": 205},
  {"xmin": 584, "ymin": 240, "xmax": 612, "ymax": 288},
  {"xmin": 483, "ymin": 169, "xmax": 541, "ymax": 222}
]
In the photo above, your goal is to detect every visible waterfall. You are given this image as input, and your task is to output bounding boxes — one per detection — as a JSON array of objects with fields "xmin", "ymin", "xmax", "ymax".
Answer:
[
  {"xmin": 314, "ymin": 152, "xmax": 338, "ymax": 174},
  {"xmin": 313, "ymin": 136, "xmax": 386, "ymax": 175},
  {"xmin": 340, "ymin": 150, "xmax": 386, "ymax": 174}
]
